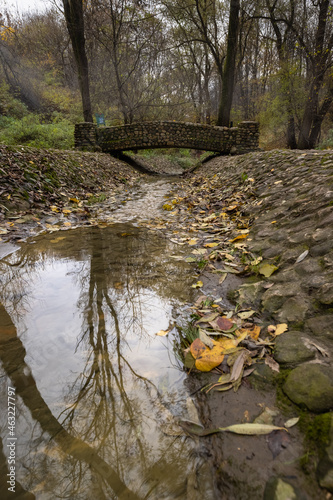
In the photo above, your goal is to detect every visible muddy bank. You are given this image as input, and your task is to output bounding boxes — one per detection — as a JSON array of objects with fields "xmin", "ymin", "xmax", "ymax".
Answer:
[{"xmin": 177, "ymin": 149, "xmax": 333, "ymax": 498}]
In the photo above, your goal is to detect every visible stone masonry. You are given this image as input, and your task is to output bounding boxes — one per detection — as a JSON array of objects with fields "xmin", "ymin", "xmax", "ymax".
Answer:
[{"xmin": 74, "ymin": 121, "xmax": 259, "ymax": 154}]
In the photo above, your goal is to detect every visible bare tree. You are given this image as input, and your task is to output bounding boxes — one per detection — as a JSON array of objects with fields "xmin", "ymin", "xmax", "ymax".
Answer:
[{"xmin": 62, "ymin": 0, "xmax": 93, "ymax": 122}]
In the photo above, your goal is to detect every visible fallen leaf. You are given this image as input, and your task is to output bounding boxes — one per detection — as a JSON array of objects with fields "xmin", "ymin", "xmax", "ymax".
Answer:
[
  {"xmin": 229, "ymin": 350, "xmax": 249, "ymax": 382},
  {"xmin": 284, "ymin": 417, "xmax": 300, "ymax": 428},
  {"xmin": 184, "ymin": 351, "xmax": 196, "ymax": 369},
  {"xmin": 275, "ymin": 323, "xmax": 288, "ymax": 336},
  {"xmin": 267, "ymin": 430, "xmax": 291, "ymax": 458},
  {"xmin": 185, "ymin": 257, "xmax": 197, "ymax": 262},
  {"xmin": 230, "ymin": 234, "xmax": 248, "ymax": 243},
  {"xmin": 196, "ymin": 312, "xmax": 219, "ymax": 324},
  {"xmin": 156, "ymin": 329, "xmax": 170, "ymax": 336},
  {"xmin": 303, "ymin": 339, "xmax": 329, "ymax": 357},
  {"xmin": 193, "ymin": 295, "xmax": 207, "ymax": 308},
  {"xmin": 265, "ymin": 356, "xmax": 280, "ymax": 372},
  {"xmin": 259, "ymin": 263, "xmax": 279, "ymax": 277},
  {"xmin": 237, "ymin": 310, "xmax": 256, "ymax": 320},
  {"xmin": 205, "ymin": 242, "xmax": 219, "ymax": 248},
  {"xmin": 295, "ymin": 250, "xmax": 309, "ymax": 264},
  {"xmin": 190, "ymin": 338, "xmax": 206, "ymax": 359},
  {"xmin": 238, "ymin": 325, "xmax": 261, "ymax": 341},
  {"xmin": 188, "ymin": 239, "xmax": 198, "ymax": 245},
  {"xmin": 210, "ymin": 316, "xmax": 234, "ymax": 331},
  {"xmin": 198, "ymin": 328, "xmax": 214, "ymax": 349},
  {"xmin": 195, "ymin": 349, "xmax": 225, "ymax": 372},
  {"xmin": 219, "ymin": 423, "xmax": 287, "ymax": 435},
  {"xmin": 253, "ymin": 407, "xmax": 279, "ymax": 426},
  {"xmin": 50, "ymin": 236, "xmax": 66, "ymax": 243},
  {"xmin": 192, "ymin": 281, "xmax": 203, "ymax": 288}
]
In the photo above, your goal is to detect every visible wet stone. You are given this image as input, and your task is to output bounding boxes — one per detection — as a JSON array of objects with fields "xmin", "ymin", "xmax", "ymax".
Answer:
[
  {"xmin": 261, "ymin": 283, "xmax": 303, "ymax": 314},
  {"xmin": 317, "ymin": 283, "xmax": 333, "ymax": 305},
  {"xmin": 317, "ymin": 414, "xmax": 333, "ymax": 493},
  {"xmin": 263, "ymin": 477, "xmax": 306, "ymax": 500},
  {"xmin": 310, "ymin": 241, "xmax": 333, "ymax": 257},
  {"xmin": 236, "ymin": 281, "xmax": 264, "ymax": 307},
  {"xmin": 283, "ymin": 364, "xmax": 333, "ymax": 413},
  {"xmin": 305, "ymin": 315, "xmax": 333, "ymax": 340},
  {"xmin": 277, "ymin": 296, "xmax": 310, "ymax": 323},
  {"xmin": 273, "ymin": 332, "xmax": 315, "ymax": 366}
]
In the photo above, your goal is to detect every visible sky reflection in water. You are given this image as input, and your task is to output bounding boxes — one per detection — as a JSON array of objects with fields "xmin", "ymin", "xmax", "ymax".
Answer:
[{"xmin": 0, "ymin": 224, "xmax": 215, "ymax": 499}]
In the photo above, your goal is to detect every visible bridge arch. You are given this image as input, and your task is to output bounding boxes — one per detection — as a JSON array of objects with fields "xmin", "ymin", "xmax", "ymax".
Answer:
[{"xmin": 75, "ymin": 120, "xmax": 259, "ymax": 155}]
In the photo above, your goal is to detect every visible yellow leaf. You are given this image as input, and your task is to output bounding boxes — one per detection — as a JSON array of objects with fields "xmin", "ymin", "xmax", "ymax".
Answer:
[
  {"xmin": 50, "ymin": 237, "xmax": 66, "ymax": 243},
  {"xmin": 69, "ymin": 197, "xmax": 80, "ymax": 203},
  {"xmin": 63, "ymin": 221, "xmax": 71, "ymax": 227},
  {"xmin": 156, "ymin": 329, "xmax": 170, "ymax": 336},
  {"xmin": 205, "ymin": 242, "xmax": 219, "ymax": 248},
  {"xmin": 62, "ymin": 209, "xmax": 71, "ymax": 215},
  {"xmin": 192, "ymin": 281, "xmax": 203, "ymax": 288},
  {"xmin": 50, "ymin": 205, "xmax": 60, "ymax": 213},
  {"xmin": 238, "ymin": 325, "xmax": 261, "ymax": 341},
  {"xmin": 259, "ymin": 263, "xmax": 278, "ymax": 277},
  {"xmin": 275, "ymin": 323, "xmax": 288, "ymax": 336},
  {"xmin": 230, "ymin": 234, "xmax": 248, "ymax": 243}
]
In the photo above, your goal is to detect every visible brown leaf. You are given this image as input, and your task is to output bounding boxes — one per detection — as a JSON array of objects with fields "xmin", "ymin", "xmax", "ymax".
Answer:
[
  {"xmin": 190, "ymin": 338, "xmax": 206, "ymax": 359},
  {"xmin": 267, "ymin": 430, "xmax": 291, "ymax": 458},
  {"xmin": 265, "ymin": 356, "xmax": 280, "ymax": 372},
  {"xmin": 210, "ymin": 316, "xmax": 234, "ymax": 331},
  {"xmin": 230, "ymin": 350, "xmax": 250, "ymax": 382}
]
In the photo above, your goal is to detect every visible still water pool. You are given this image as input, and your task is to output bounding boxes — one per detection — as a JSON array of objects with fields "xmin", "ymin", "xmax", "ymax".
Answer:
[{"xmin": 0, "ymin": 222, "xmax": 215, "ymax": 499}]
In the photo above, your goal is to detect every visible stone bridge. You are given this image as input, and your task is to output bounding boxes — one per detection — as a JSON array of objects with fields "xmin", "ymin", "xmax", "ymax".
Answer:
[{"xmin": 74, "ymin": 121, "xmax": 259, "ymax": 154}]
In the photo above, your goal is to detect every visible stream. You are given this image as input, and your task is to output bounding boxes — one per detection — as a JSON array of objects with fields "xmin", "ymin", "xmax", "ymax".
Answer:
[{"xmin": 0, "ymin": 178, "xmax": 216, "ymax": 499}]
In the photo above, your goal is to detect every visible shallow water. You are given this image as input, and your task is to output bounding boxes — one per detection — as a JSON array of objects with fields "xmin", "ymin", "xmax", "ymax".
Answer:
[{"xmin": 0, "ymin": 216, "xmax": 215, "ymax": 499}]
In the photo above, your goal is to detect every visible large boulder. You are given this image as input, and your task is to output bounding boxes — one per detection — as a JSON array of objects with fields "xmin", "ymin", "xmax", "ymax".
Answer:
[{"xmin": 283, "ymin": 364, "xmax": 333, "ymax": 413}]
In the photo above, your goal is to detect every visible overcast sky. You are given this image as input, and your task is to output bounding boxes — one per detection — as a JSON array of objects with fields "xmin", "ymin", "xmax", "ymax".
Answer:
[{"xmin": 5, "ymin": 0, "xmax": 52, "ymax": 13}]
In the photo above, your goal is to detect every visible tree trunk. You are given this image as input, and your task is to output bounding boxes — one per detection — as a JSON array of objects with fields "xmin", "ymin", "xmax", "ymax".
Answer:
[
  {"xmin": 297, "ymin": 0, "xmax": 331, "ymax": 149},
  {"xmin": 63, "ymin": 0, "xmax": 93, "ymax": 123},
  {"xmin": 217, "ymin": 0, "xmax": 240, "ymax": 126}
]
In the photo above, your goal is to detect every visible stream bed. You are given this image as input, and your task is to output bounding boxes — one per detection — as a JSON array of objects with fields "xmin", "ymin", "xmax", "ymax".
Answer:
[{"xmin": 0, "ymin": 178, "xmax": 217, "ymax": 499}]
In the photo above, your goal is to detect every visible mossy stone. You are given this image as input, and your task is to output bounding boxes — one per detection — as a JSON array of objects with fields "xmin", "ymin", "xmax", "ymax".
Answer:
[
  {"xmin": 263, "ymin": 477, "xmax": 305, "ymax": 500},
  {"xmin": 283, "ymin": 364, "xmax": 333, "ymax": 413},
  {"xmin": 317, "ymin": 414, "xmax": 333, "ymax": 492},
  {"xmin": 236, "ymin": 281, "xmax": 263, "ymax": 307},
  {"xmin": 277, "ymin": 297, "xmax": 309, "ymax": 323},
  {"xmin": 273, "ymin": 332, "xmax": 315, "ymax": 366},
  {"xmin": 305, "ymin": 315, "xmax": 333, "ymax": 340}
]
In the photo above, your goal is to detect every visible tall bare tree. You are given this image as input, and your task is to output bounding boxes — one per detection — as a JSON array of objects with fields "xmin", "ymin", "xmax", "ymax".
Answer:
[{"xmin": 62, "ymin": 0, "xmax": 93, "ymax": 122}]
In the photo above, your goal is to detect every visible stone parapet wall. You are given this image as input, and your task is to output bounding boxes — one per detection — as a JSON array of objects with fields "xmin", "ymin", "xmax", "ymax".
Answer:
[
  {"xmin": 75, "ymin": 120, "xmax": 259, "ymax": 154},
  {"xmin": 74, "ymin": 122, "xmax": 99, "ymax": 150}
]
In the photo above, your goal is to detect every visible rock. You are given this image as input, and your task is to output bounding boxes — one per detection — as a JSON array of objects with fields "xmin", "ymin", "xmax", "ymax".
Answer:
[
  {"xmin": 236, "ymin": 281, "xmax": 264, "ymax": 307},
  {"xmin": 317, "ymin": 413, "xmax": 333, "ymax": 492},
  {"xmin": 283, "ymin": 364, "xmax": 333, "ymax": 413},
  {"xmin": 318, "ymin": 283, "xmax": 333, "ymax": 305},
  {"xmin": 250, "ymin": 363, "xmax": 277, "ymax": 389},
  {"xmin": 261, "ymin": 283, "xmax": 303, "ymax": 314},
  {"xmin": 273, "ymin": 332, "xmax": 315, "ymax": 366},
  {"xmin": 277, "ymin": 296, "xmax": 309, "ymax": 323},
  {"xmin": 263, "ymin": 477, "xmax": 305, "ymax": 500},
  {"xmin": 305, "ymin": 315, "xmax": 333, "ymax": 340}
]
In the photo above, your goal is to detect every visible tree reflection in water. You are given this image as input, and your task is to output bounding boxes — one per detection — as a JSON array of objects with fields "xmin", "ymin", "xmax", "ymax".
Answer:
[{"xmin": 0, "ymin": 225, "xmax": 215, "ymax": 499}]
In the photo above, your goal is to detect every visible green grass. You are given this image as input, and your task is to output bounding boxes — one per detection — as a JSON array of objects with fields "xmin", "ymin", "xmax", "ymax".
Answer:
[{"xmin": 0, "ymin": 114, "xmax": 74, "ymax": 150}]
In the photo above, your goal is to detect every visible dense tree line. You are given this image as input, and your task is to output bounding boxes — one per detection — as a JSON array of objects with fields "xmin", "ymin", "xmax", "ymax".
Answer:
[{"xmin": 0, "ymin": 0, "xmax": 332, "ymax": 148}]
